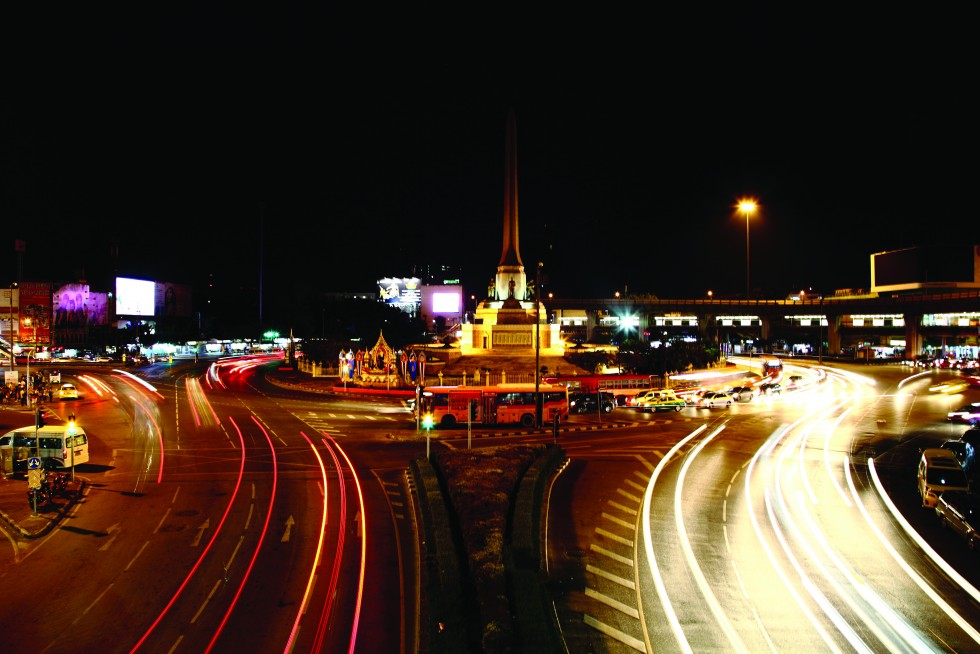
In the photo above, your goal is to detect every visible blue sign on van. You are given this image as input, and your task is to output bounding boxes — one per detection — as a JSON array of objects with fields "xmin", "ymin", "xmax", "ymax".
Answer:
[{"xmin": 28, "ymin": 457, "xmax": 42, "ymax": 470}]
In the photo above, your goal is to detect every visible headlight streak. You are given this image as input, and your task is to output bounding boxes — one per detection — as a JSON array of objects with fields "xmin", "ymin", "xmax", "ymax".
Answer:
[
  {"xmin": 186, "ymin": 377, "xmax": 204, "ymax": 427},
  {"xmin": 863, "ymin": 459, "xmax": 980, "ymax": 642},
  {"xmin": 129, "ymin": 392, "xmax": 165, "ymax": 484},
  {"xmin": 186, "ymin": 377, "xmax": 221, "ymax": 429},
  {"xmin": 822, "ymin": 403, "xmax": 855, "ymax": 507},
  {"xmin": 745, "ymin": 424, "xmax": 844, "ymax": 653},
  {"xmin": 312, "ymin": 437, "xmax": 347, "ymax": 654},
  {"xmin": 897, "ymin": 371, "xmax": 934, "ymax": 388},
  {"xmin": 772, "ymin": 425, "xmax": 909, "ymax": 654},
  {"xmin": 323, "ymin": 433, "xmax": 368, "ymax": 654},
  {"xmin": 762, "ymin": 487, "xmax": 871, "ymax": 653},
  {"xmin": 640, "ymin": 423, "xmax": 707, "ymax": 654},
  {"xmin": 205, "ymin": 415, "xmax": 279, "ymax": 653},
  {"xmin": 672, "ymin": 423, "xmax": 752, "ymax": 654},
  {"xmin": 284, "ymin": 431, "xmax": 331, "ymax": 654},
  {"xmin": 129, "ymin": 416, "xmax": 247, "ymax": 654},
  {"xmin": 111, "ymin": 369, "xmax": 163, "ymax": 398},
  {"xmin": 208, "ymin": 362, "xmax": 226, "ymax": 390},
  {"xmin": 77, "ymin": 374, "xmax": 115, "ymax": 397}
]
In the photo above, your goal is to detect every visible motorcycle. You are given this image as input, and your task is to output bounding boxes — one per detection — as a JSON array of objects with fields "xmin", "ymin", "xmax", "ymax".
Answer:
[
  {"xmin": 46, "ymin": 472, "xmax": 73, "ymax": 499},
  {"xmin": 27, "ymin": 484, "xmax": 51, "ymax": 508}
]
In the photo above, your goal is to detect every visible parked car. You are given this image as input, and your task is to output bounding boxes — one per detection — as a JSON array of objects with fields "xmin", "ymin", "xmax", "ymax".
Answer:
[
  {"xmin": 758, "ymin": 382, "xmax": 782, "ymax": 396},
  {"xmin": 696, "ymin": 391, "xmax": 732, "ymax": 409},
  {"xmin": 935, "ymin": 490, "xmax": 978, "ymax": 550},
  {"xmin": 569, "ymin": 392, "xmax": 615, "ymax": 414},
  {"xmin": 941, "ymin": 440, "xmax": 969, "ymax": 468},
  {"xmin": 917, "ymin": 448, "xmax": 970, "ymax": 508},
  {"xmin": 948, "ymin": 402, "xmax": 980, "ymax": 425},
  {"xmin": 727, "ymin": 386, "xmax": 755, "ymax": 402}
]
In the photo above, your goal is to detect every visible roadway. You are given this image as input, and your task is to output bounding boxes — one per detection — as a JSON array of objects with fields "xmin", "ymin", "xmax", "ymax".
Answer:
[
  {"xmin": 0, "ymin": 356, "xmax": 423, "ymax": 654},
  {"xmin": 1, "ymin": 357, "xmax": 977, "ymax": 653},
  {"xmin": 536, "ymin": 362, "xmax": 980, "ymax": 653}
]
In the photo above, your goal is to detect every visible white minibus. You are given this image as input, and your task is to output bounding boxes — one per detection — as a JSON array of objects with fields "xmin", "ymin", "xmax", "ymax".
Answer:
[{"xmin": 0, "ymin": 425, "xmax": 89, "ymax": 469}]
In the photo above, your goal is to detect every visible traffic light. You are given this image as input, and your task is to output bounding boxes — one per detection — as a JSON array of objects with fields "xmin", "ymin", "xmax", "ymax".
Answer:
[
  {"xmin": 35, "ymin": 409, "xmax": 45, "ymax": 429},
  {"xmin": 67, "ymin": 413, "xmax": 76, "ymax": 435},
  {"xmin": 422, "ymin": 413, "xmax": 434, "ymax": 430}
]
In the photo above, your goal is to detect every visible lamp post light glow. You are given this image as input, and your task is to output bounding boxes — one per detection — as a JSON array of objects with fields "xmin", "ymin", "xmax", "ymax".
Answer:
[{"xmin": 738, "ymin": 199, "xmax": 757, "ymax": 300}]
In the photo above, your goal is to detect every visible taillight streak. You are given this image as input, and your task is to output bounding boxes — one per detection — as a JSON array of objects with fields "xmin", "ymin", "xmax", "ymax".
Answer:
[
  {"xmin": 283, "ymin": 432, "xmax": 332, "ymax": 653},
  {"xmin": 129, "ymin": 393, "xmax": 165, "ymax": 484},
  {"xmin": 324, "ymin": 434, "xmax": 367, "ymax": 654},
  {"xmin": 205, "ymin": 415, "xmax": 279, "ymax": 653},
  {"xmin": 129, "ymin": 416, "xmax": 247, "ymax": 653},
  {"xmin": 311, "ymin": 437, "xmax": 348, "ymax": 653}
]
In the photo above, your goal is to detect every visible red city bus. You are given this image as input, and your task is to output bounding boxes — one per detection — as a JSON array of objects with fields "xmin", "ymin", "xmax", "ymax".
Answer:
[
  {"xmin": 542, "ymin": 373, "xmax": 663, "ymax": 406},
  {"xmin": 420, "ymin": 383, "xmax": 569, "ymax": 428}
]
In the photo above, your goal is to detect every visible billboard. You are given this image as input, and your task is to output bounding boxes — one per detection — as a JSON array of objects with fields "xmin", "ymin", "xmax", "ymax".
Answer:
[
  {"xmin": 420, "ymin": 284, "xmax": 464, "ymax": 331},
  {"xmin": 378, "ymin": 277, "xmax": 421, "ymax": 314},
  {"xmin": 116, "ymin": 277, "xmax": 156, "ymax": 316},
  {"xmin": 19, "ymin": 281, "xmax": 52, "ymax": 346},
  {"xmin": 155, "ymin": 282, "xmax": 193, "ymax": 318},
  {"xmin": 871, "ymin": 245, "xmax": 980, "ymax": 293},
  {"xmin": 53, "ymin": 283, "xmax": 109, "ymax": 327}
]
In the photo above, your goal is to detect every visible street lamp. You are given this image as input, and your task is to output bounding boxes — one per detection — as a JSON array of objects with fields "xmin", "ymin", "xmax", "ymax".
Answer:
[
  {"xmin": 24, "ymin": 316, "xmax": 35, "ymax": 406},
  {"xmin": 738, "ymin": 199, "xmax": 757, "ymax": 300},
  {"xmin": 535, "ymin": 262, "xmax": 543, "ymax": 428},
  {"xmin": 7, "ymin": 281, "xmax": 16, "ymax": 371}
]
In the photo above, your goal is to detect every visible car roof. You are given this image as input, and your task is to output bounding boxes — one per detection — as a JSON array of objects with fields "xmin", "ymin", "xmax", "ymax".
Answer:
[
  {"xmin": 939, "ymin": 490, "xmax": 977, "ymax": 508},
  {"xmin": 4, "ymin": 425, "xmax": 86, "ymax": 436},
  {"xmin": 922, "ymin": 448, "xmax": 963, "ymax": 464}
]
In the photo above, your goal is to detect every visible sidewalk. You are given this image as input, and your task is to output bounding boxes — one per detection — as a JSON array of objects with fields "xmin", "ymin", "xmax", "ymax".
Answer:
[
  {"xmin": 0, "ymin": 403, "xmax": 85, "ymax": 538},
  {"xmin": 0, "ymin": 471, "xmax": 84, "ymax": 538}
]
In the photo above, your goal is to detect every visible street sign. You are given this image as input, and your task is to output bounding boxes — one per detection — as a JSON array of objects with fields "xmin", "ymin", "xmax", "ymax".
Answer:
[
  {"xmin": 28, "ymin": 456, "xmax": 42, "ymax": 470},
  {"xmin": 28, "ymin": 469, "xmax": 43, "ymax": 489}
]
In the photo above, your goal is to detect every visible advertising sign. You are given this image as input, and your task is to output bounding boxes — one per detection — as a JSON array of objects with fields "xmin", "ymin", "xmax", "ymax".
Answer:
[
  {"xmin": 378, "ymin": 277, "xmax": 421, "ymax": 313},
  {"xmin": 53, "ymin": 283, "xmax": 109, "ymax": 327},
  {"xmin": 116, "ymin": 278, "xmax": 156, "ymax": 316},
  {"xmin": 19, "ymin": 281, "xmax": 52, "ymax": 346},
  {"xmin": 155, "ymin": 282, "xmax": 193, "ymax": 318}
]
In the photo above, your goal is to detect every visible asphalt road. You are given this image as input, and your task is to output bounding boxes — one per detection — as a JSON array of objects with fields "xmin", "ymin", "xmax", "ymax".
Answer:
[{"xmin": 2, "ymin": 358, "xmax": 977, "ymax": 654}]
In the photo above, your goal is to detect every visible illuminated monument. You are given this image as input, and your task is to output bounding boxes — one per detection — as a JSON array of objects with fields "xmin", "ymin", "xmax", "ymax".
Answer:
[{"xmin": 459, "ymin": 111, "xmax": 563, "ymax": 357}]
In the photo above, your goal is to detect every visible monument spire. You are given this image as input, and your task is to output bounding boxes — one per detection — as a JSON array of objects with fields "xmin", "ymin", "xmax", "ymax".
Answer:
[
  {"xmin": 494, "ymin": 109, "xmax": 527, "ymax": 302},
  {"xmin": 498, "ymin": 109, "xmax": 523, "ymax": 269}
]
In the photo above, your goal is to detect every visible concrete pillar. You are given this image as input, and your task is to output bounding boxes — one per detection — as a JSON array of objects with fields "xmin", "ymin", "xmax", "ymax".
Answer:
[
  {"xmin": 827, "ymin": 313, "xmax": 842, "ymax": 356},
  {"xmin": 905, "ymin": 313, "xmax": 923, "ymax": 358}
]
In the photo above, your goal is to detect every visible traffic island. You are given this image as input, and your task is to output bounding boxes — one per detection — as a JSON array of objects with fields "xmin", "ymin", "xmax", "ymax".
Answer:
[{"xmin": 410, "ymin": 443, "xmax": 567, "ymax": 654}]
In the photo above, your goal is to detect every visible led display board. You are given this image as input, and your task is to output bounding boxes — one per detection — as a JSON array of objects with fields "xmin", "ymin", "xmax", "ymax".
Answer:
[
  {"xmin": 431, "ymin": 291, "xmax": 461, "ymax": 314},
  {"xmin": 116, "ymin": 277, "xmax": 156, "ymax": 316}
]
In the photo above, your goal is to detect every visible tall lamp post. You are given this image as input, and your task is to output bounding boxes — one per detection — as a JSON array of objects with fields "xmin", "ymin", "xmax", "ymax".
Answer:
[
  {"xmin": 24, "ymin": 316, "xmax": 34, "ymax": 406},
  {"xmin": 739, "ymin": 199, "xmax": 757, "ymax": 300},
  {"xmin": 535, "ymin": 262, "xmax": 543, "ymax": 428},
  {"xmin": 7, "ymin": 282, "xmax": 16, "ymax": 371}
]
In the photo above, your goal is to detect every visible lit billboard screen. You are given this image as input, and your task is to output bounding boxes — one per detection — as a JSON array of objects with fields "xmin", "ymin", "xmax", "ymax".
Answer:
[
  {"xmin": 378, "ymin": 277, "xmax": 421, "ymax": 308},
  {"xmin": 116, "ymin": 277, "xmax": 156, "ymax": 316},
  {"xmin": 431, "ymin": 291, "xmax": 461, "ymax": 314}
]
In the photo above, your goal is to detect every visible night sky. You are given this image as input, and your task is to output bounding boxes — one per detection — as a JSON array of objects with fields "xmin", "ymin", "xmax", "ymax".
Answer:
[{"xmin": 3, "ymin": 6, "xmax": 973, "ymax": 310}]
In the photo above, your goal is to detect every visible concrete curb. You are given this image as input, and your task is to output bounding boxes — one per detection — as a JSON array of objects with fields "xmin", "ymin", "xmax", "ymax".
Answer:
[{"xmin": 0, "ymin": 480, "xmax": 86, "ymax": 539}]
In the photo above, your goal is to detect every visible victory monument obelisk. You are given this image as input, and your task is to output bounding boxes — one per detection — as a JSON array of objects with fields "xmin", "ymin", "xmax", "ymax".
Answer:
[{"xmin": 459, "ymin": 111, "xmax": 563, "ymax": 357}]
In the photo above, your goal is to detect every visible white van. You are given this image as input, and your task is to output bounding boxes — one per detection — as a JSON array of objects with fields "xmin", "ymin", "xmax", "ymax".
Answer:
[
  {"xmin": 917, "ymin": 448, "xmax": 969, "ymax": 508},
  {"xmin": 0, "ymin": 425, "xmax": 89, "ymax": 470}
]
